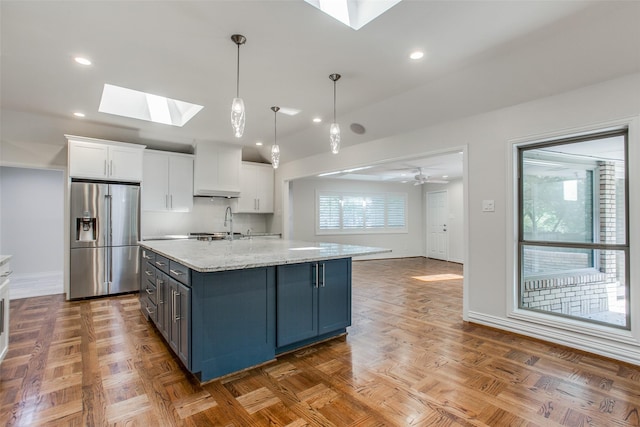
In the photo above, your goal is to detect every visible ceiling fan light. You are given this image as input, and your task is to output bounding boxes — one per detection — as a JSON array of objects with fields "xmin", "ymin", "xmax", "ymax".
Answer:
[
  {"xmin": 231, "ymin": 97, "xmax": 245, "ymax": 138},
  {"xmin": 330, "ymin": 122, "xmax": 341, "ymax": 154}
]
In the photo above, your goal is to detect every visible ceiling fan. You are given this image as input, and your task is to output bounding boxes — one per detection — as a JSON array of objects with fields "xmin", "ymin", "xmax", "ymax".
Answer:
[{"xmin": 412, "ymin": 167, "xmax": 449, "ymax": 185}]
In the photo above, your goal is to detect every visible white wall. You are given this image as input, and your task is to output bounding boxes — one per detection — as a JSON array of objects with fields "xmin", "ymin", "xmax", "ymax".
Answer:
[
  {"xmin": 290, "ymin": 177, "xmax": 424, "ymax": 259},
  {"xmin": 276, "ymin": 72, "xmax": 640, "ymax": 364},
  {"xmin": 141, "ymin": 197, "xmax": 269, "ymax": 238},
  {"xmin": 424, "ymin": 178, "xmax": 464, "ymax": 264},
  {"xmin": 0, "ymin": 166, "xmax": 64, "ymax": 276}
]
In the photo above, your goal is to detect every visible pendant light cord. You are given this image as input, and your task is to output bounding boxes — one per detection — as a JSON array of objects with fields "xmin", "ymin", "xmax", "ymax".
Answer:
[
  {"xmin": 274, "ymin": 109, "xmax": 277, "ymax": 144},
  {"xmin": 333, "ymin": 80, "xmax": 336, "ymax": 122},
  {"xmin": 236, "ymin": 44, "xmax": 240, "ymax": 98}
]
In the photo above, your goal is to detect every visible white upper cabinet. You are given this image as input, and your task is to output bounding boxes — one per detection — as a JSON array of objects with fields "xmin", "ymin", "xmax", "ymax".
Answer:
[
  {"xmin": 237, "ymin": 162, "xmax": 274, "ymax": 213},
  {"xmin": 67, "ymin": 135, "xmax": 145, "ymax": 182},
  {"xmin": 193, "ymin": 143, "xmax": 241, "ymax": 197},
  {"xmin": 142, "ymin": 150, "xmax": 193, "ymax": 212}
]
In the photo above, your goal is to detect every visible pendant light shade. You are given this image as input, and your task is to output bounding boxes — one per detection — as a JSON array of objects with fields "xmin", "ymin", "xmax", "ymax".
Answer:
[
  {"xmin": 231, "ymin": 34, "xmax": 246, "ymax": 138},
  {"xmin": 271, "ymin": 106, "xmax": 280, "ymax": 169},
  {"xmin": 329, "ymin": 73, "xmax": 341, "ymax": 154}
]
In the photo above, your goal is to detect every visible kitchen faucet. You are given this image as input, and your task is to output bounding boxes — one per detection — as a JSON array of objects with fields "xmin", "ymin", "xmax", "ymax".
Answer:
[{"xmin": 224, "ymin": 206, "xmax": 233, "ymax": 240}]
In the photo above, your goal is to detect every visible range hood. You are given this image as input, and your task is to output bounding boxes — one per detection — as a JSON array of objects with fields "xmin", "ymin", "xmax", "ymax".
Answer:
[
  {"xmin": 193, "ymin": 189, "xmax": 240, "ymax": 198},
  {"xmin": 193, "ymin": 142, "xmax": 242, "ymax": 198}
]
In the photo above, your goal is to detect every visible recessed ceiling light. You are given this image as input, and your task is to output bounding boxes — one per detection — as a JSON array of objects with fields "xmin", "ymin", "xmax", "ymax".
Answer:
[
  {"xmin": 73, "ymin": 112, "xmax": 85, "ymax": 118},
  {"xmin": 313, "ymin": 117, "xmax": 322, "ymax": 123},
  {"xmin": 74, "ymin": 57, "xmax": 92, "ymax": 66},
  {"xmin": 255, "ymin": 141, "xmax": 263, "ymax": 146},
  {"xmin": 409, "ymin": 51, "xmax": 424, "ymax": 60}
]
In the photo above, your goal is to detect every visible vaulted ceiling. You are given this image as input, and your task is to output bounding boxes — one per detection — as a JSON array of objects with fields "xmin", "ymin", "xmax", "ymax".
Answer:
[{"xmin": 1, "ymin": 1, "xmax": 639, "ymax": 169}]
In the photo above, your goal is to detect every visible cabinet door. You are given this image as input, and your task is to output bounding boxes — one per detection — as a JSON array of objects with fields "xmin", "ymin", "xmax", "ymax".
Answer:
[
  {"xmin": 109, "ymin": 145, "xmax": 144, "ymax": 182},
  {"xmin": 177, "ymin": 282, "xmax": 191, "ymax": 368},
  {"xmin": 217, "ymin": 144, "xmax": 241, "ymax": 193},
  {"xmin": 318, "ymin": 258, "xmax": 352, "ymax": 335},
  {"xmin": 237, "ymin": 163, "xmax": 256, "ymax": 212},
  {"xmin": 168, "ymin": 280, "xmax": 180, "ymax": 354},
  {"xmin": 0, "ymin": 278, "xmax": 9, "ymax": 363},
  {"xmin": 156, "ymin": 272, "xmax": 170, "ymax": 340},
  {"xmin": 142, "ymin": 151, "xmax": 169, "ymax": 211},
  {"xmin": 276, "ymin": 262, "xmax": 318, "ymax": 347},
  {"xmin": 68, "ymin": 141, "xmax": 109, "ymax": 179},
  {"xmin": 168, "ymin": 155, "xmax": 193, "ymax": 212},
  {"xmin": 255, "ymin": 164, "xmax": 274, "ymax": 213}
]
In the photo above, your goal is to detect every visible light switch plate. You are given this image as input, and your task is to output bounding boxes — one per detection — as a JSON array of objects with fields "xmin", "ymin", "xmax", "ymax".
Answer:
[{"xmin": 482, "ymin": 200, "xmax": 495, "ymax": 212}]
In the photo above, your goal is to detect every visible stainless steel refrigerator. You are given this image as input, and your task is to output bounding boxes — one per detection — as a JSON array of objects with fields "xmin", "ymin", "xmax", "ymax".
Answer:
[{"xmin": 70, "ymin": 181, "xmax": 140, "ymax": 299}]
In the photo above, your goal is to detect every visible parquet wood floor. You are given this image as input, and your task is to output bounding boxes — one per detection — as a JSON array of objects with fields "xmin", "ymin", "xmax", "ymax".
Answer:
[{"xmin": 2, "ymin": 257, "xmax": 640, "ymax": 426}]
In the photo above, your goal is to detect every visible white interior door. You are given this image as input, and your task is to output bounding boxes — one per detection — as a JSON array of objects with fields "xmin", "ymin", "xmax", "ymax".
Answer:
[{"xmin": 427, "ymin": 190, "xmax": 448, "ymax": 260}]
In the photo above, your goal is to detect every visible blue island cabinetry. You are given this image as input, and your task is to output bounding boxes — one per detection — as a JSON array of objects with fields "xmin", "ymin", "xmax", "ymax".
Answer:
[
  {"xmin": 276, "ymin": 258, "xmax": 352, "ymax": 352},
  {"xmin": 139, "ymin": 248, "xmax": 352, "ymax": 382}
]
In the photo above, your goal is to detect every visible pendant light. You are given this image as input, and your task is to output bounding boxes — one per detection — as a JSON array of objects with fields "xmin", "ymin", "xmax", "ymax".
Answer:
[
  {"xmin": 329, "ymin": 73, "xmax": 341, "ymax": 154},
  {"xmin": 271, "ymin": 106, "xmax": 280, "ymax": 169},
  {"xmin": 230, "ymin": 34, "xmax": 246, "ymax": 138}
]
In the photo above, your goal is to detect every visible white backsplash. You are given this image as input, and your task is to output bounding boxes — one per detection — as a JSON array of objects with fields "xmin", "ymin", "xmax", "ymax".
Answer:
[{"xmin": 141, "ymin": 197, "xmax": 269, "ymax": 238}]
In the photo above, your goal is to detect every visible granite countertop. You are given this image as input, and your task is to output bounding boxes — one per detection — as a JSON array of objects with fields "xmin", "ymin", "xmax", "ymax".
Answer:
[{"xmin": 138, "ymin": 239, "xmax": 390, "ymax": 273}]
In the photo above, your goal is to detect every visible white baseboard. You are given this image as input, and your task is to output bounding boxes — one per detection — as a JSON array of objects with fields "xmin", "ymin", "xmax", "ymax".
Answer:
[{"xmin": 468, "ymin": 311, "xmax": 640, "ymax": 366}]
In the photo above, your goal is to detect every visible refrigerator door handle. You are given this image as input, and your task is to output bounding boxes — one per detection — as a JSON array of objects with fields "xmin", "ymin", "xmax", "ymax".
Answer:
[
  {"xmin": 106, "ymin": 192, "xmax": 113, "ymax": 292},
  {"xmin": 104, "ymin": 245, "xmax": 111, "ymax": 294}
]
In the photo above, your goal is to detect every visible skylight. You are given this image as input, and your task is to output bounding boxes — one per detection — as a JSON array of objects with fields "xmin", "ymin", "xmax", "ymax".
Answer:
[
  {"xmin": 98, "ymin": 84, "xmax": 203, "ymax": 127},
  {"xmin": 304, "ymin": 0, "xmax": 402, "ymax": 30}
]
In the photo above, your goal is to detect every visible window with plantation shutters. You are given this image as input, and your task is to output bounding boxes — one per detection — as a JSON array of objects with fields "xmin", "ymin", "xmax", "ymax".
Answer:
[
  {"xmin": 317, "ymin": 191, "xmax": 407, "ymax": 234},
  {"xmin": 387, "ymin": 194, "xmax": 406, "ymax": 228}
]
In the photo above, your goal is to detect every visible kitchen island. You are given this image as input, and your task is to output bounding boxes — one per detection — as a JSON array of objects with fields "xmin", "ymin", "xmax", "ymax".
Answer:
[{"xmin": 138, "ymin": 238, "xmax": 389, "ymax": 382}]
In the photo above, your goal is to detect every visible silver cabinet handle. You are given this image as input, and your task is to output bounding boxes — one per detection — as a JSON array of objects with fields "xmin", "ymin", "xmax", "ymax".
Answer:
[
  {"xmin": 145, "ymin": 287, "xmax": 153, "ymax": 295},
  {"xmin": 320, "ymin": 263, "xmax": 326, "ymax": 287},
  {"xmin": 144, "ymin": 270, "xmax": 153, "ymax": 276},
  {"xmin": 110, "ymin": 160, "xmax": 113, "ymax": 176},
  {"xmin": 169, "ymin": 269, "xmax": 183, "ymax": 276},
  {"xmin": 172, "ymin": 290, "xmax": 181, "ymax": 322},
  {"xmin": 155, "ymin": 261, "xmax": 166, "ymax": 267},
  {"xmin": 170, "ymin": 195, "xmax": 173, "ymax": 209},
  {"xmin": 0, "ymin": 270, "xmax": 12, "ymax": 278},
  {"xmin": 104, "ymin": 160, "xmax": 107, "ymax": 175},
  {"xmin": 143, "ymin": 253, "xmax": 152, "ymax": 260},
  {"xmin": 313, "ymin": 263, "xmax": 319, "ymax": 288},
  {"xmin": 145, "ymin": 306, "xmax": 154, "ymax": 316}
]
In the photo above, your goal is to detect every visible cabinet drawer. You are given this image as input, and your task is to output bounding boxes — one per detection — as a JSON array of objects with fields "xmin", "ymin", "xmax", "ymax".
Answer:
[
  {"xmin": 142, "ymin": 261, "xmax": 156, "ymax": 280},
  {"xmin": 144, "ymin": 278, "xmax": 157, "ymax": 304},
  {"xmin": 154, "ymin": 255, "xmax": 170, "ymax": 274},
  {"xmin": 140, "ymin": 296, "xmax": 157, "ymax": 322},
  {"xmin": 141, "ymin": 249, "xmax": 155, "ymax": 264},
  {"xmin": 169, "ymin": 261, "xmax": 190, "ymax": 286}
]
